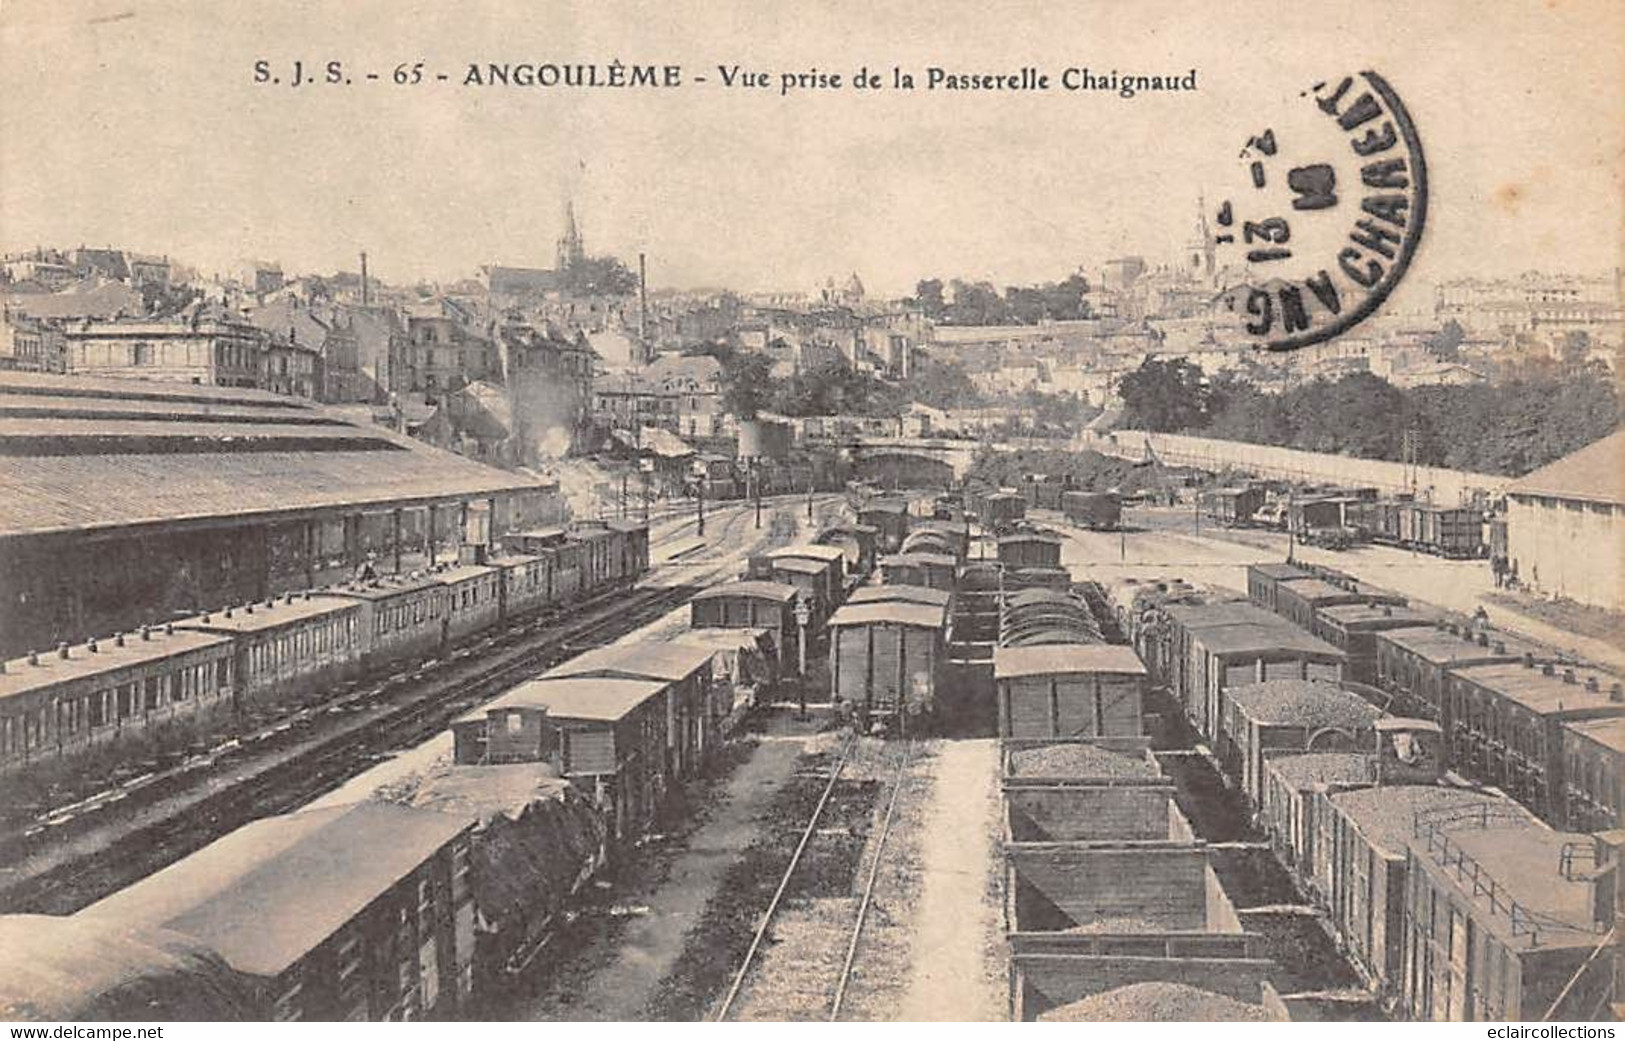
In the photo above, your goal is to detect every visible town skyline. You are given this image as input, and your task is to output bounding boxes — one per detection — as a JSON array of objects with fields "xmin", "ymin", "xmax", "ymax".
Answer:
[{"xmin": 4, "ymin": 0, "xmax": 1623, "ymax": 301}]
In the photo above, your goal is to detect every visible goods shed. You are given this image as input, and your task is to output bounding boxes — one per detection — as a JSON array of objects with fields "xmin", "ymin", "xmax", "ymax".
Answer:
[{"xmin": 0, "ymin": 372, "xmax": 559, "ymax": 660}]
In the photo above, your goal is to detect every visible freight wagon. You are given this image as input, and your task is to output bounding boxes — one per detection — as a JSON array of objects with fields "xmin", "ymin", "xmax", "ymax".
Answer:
[
  {"xmin": 688, "ymin": 581, "xmax": 800, "ymax": 668},
  {"xmin": 1199, "ymin": 486, "xmax": 1265, "ymax": 527},
  {"xmin": 1370, "ymin": 624, "xmax": 1547, "ymax": 724},
  {"xmin": 1559, "ymin": 714, "xmax": 1625, "ymax": 833},
  {"xmin": 1270, "ymin": 577, "xmax": 1406, "ymax": 635},
  {"xmin": 993, "ymin": 644, "xmax": 1147, "ymax": 739},
  {"xmin": 997, "ymin": 530, "xmax": 1064, "ymax": 570},
  {"xmin": 1060, "ymin": 490, "xmax": 1122, "ymax": 531},
  {"xmin": 879, "ymin": 551, "xmax": 958, "ymax": 590},
  {"xmin": 1310, "ymin": 604, "xmax": 1446, "ymax": 686},
  {"xmin": 827, "ymin": 599, "xmax": 949, "ymax": 722},
  {"xmin": 857, "ymin": 498, "xmax": 911, "ymax": 554},
  {"xmin": 979, "ymin": 490, "xmax": 1027, "ymax": 535}
]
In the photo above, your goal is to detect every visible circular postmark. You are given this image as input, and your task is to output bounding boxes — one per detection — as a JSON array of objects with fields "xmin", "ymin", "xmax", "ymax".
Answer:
[{"xmin": 1214, "ymin": 71, "xmax": 1428, "ymax": 351}]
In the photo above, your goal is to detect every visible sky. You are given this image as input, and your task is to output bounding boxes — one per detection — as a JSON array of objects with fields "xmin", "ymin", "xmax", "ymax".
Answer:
[{"xmin": 2, "ymin": 0, "xmax": 1622, "ymax": 302}]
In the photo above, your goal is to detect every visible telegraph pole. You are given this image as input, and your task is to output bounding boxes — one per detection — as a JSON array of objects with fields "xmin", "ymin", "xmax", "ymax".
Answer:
[
  {"xmin": 753, "ymin": 459, "xmax": 762, "ymax": 530},
  {"xmin": 697, "ymin": 479, "xmax": 706, "ymax": 537}
]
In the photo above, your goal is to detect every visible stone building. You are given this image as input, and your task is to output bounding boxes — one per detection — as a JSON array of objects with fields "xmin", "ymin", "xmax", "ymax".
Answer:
[{"xmin": 1504, "ymin": 430, "xmax": 1624, "ymax": 611}]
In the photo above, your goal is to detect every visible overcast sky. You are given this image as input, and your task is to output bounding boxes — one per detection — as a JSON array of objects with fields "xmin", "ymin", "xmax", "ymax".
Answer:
[{"xmin": 2, "ymin": 0, "xmax": 1621, "ymax": 301}]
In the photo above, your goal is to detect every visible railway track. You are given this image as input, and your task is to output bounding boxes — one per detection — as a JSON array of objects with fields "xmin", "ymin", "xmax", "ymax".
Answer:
[
  {"xmin": 714, "ymin": 737, "xmax": 916, "ymax": 1022},
  {"xmin": 0, "ymin": 581, "xmax": 702, "ymax": 915},
  {"xmin": 0, "ymin": 497, "xmax": 825, "ymax": 915}
]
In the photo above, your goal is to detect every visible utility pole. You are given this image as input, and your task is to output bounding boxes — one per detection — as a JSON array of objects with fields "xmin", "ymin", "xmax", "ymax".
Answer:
[
  {"xmin": 1286, "ymin": 486, "xmax": 1297, "ymax": 564},
  {"xmin": 807, "ymin": 479, "xmax": 814, "ymax": 522},
  {"xmin": 753, "ymin": 459, "xmax": 762, "ymax": 530},
  {"xmin": 620, "ymin": 471, "xmax": 628, "ymax": 519},
  {"xmin": 697, "ymin": 479, "xmax": 706, "ymax": 537}
]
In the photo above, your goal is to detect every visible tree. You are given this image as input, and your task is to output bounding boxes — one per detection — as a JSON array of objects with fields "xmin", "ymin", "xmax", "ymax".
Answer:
[
  {"xmin": 912, "ymin": 279, "xmax": 946, "ymax": 319},
  {"xmin": 562, "ymin": 255, "xmax": 638, "ymax": 296},
  {"xmin": 1425, "ymin": 319, "xmax": 1466, "ymax": 362},
  {"xmin": 684, "ymin": 341, "xmax": 775, "ymax": 419},
  {"xmin": 1559, "ymin": 330, "xmax": 1592, "ymax": 369},
  {"xmin": 1117, "ymin": 357, "xmax": 1215, "ymax": 431},
  {"xmin": 909, "ymin": 350, "xmax": 984, "ymax": 410}
]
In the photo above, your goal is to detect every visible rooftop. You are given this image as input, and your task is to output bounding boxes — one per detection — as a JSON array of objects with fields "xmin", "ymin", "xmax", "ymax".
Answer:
[
  {"xmin": 691, "ymin": 581, "xmax": 799, "ymax": 604},
  {"xmin": 994, "ymin": 644, "xmax": 1148, "ymax": 680},
  {"xmin": 1565, "ymin": 715, "xmax": 1625, "ymax": 754},
  {"xmin": 1411, "ymin": 820, "xmax": 1606, "ymax": 949},
  {"xmin": 1277, "ymin": 578, "xmax": 1380, "ymax": 603},
  {"xmin": 1332, "ymin": 785, "xmax": 1530, "ymax": 860},
  {"xmin": 1378, "ymin": 625, "xmax": 1547, "ymax": 665},
  {"xmin": 467, "ymin": 676, "xmax": 669, "ymax": 723},
  {"xmin": 765, "ymin": 544, "xmax": 847, "ymax": 564},
  {"xmin": 1225, "ymin": 679, "xmax": 1381, "ymax": 728},
  {"xmin": 770, "ymin": 557, "xmax": 830, "ymax": 576},
  {"xmin": 880, "ymin": 552, "xmax": 958, "ymax": 568},
  {"xmin": 1450, "ymin": 662, "xmax": 1625, "ymax": 718},
  {"xmin": 173, "ymin": 593, "xmax": 358, "ymax": 635},
  {"xmin": 0, "ymin": 374, "xmax": 546, "ymax": 540},
  {"xmin": 828, "ymin": 602, "xmax": 948, "ymax": 629},
  {"xmin": 1194, "ymin": 621, "xmax": 1342, "ymax": 659},
  {"xmin": 1315, "ymin": 603, "xmax": 1446, "ymax": 629},
  {"xmin": 81, "ymin": 802, "xmax": 468, "ymax": 978},
  {"xmin": 1506, "ymin": 429, "xmax": 1625, "ymax": 507},
  {"xmin": 847, "ymin": 585, "xmax": 952, "ymax": 608},
  {"xmin": 1, "ymin": 628, "xmax": 231, "ymax": 703},
  {"xmin": 1250, "ymin": 563, "xmax": 1314, "ymax": 580},
  {"xmin": 545, "ymin": 640, "xmax": 715, "ymax": 683}
]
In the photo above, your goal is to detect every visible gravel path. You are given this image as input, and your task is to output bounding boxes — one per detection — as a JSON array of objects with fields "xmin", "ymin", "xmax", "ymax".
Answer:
[{"xmin": 896, "ymin": 738, "xmax": 1007, "ymax": 1021}]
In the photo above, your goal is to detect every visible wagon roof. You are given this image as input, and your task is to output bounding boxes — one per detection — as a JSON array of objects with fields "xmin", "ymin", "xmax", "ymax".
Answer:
[
  {"xmin": 80, "ymin": 802, "xmax": 469, "ymax": 978},
  {"xmin": 857, "ymin": 500, "xmax": 909, "ymax": 514},
  {"xmin": 1331, "ymin": 785, "xmax": 1530, "ymax": 861},
  {"xmin": 173, "ymin": 593, "xmax": 358, "ymax": 635},
  {"xmin": 1314, "ymin": 603, "xmax": 1442, "ymax": 628},
  {"xmin": 828, "ymin": 602, "xmax": 946, "ymax": 629},
  {"xmin": 1224, "ymin": 679, "xmax": 1381, "ymax": 727},
  {"xmin": 1194, "ymin": 622, "xmax": 1342, "ymax": 659},
  {"xmin": 1449, "ymin": 662, "xmax": 1625, "ymax": 717},
  {"xmin": 998, "ymin": 531, "xmax": 1063, "ymax": 545},
  {"xmin": 1164, "ymin": 601, "xmax": 1280, "ymax": 630},
  {"xmin": 1276, "ymin": 578, "xmax": 1374, "ymax": 602},
  {"xmin": 1249, "ymin": 563, "xmax": 1314, "ymax": 580},
  {"xmin": 0, "ymin": 628, "xmax": 232, "ymax": 702},
  {"xmin": 847, "ymin": 584, "xmax": 952, "ymax": 607},
  {"xmin": 994, "ymin": 643, "xmax": 1146, "ymax": 679},
  {"xmin": 1565, "ymin": 714, "xmax": 1625, "ymax": 754},
  {"xmin": 545, "ymin": 640, "xmax": 715, "ymax": 683},
  {"xmin": 765, "ymin": 544, "xmax": 847, "ymax": 563},
  {"xmin": 770, "ymin": 557, "xmax": 830, "ymax": 575},
  {"xmin": 1376, "ymin": 625, "xmax": 1546, "ymax": 664},
  {"xmin": 691, "ymin": 580, "xmax": 798, "ymax": 603},
  {"xmin": 467, "ymin": 676, "xmax": 668, "ymax": 722},
  {"xmin": 880, "ymin": 552, "xmax": 958, "ymax": 567}
]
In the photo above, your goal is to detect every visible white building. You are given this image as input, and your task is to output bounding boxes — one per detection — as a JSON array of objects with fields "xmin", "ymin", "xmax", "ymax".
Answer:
[{"xmin": 1504, "ymin": 430, "xmax": 1624, "ymax": 611}]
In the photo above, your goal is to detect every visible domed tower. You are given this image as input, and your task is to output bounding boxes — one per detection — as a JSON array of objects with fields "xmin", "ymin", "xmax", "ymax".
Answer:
[{"xmin": 844, "ymin": 272, "xmax": 866, "ymax": 303}]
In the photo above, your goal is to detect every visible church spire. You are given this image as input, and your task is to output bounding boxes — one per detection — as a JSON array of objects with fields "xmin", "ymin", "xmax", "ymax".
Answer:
[{"xmin": 557, "ymin": 200, "xmax": 585, "ymax": 272}]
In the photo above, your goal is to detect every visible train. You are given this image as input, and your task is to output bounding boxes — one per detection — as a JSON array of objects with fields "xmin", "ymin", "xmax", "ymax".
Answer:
[{"xmin": 0, "ymin": 519, "xmax": 652, "ymax": 780}]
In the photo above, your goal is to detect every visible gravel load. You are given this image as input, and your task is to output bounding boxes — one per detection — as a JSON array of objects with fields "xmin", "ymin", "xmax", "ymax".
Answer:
[
  {"xmin": 1038, "ymin": 981, "xmax": 1270, "ymax": 1022},
  {"xmin": 1010, "ymin": 743, "xmax": 1159, "ymax": 779},
  {"xmin": 1061, "ymin": 915, "xmax": 1163, "ymax": 934}
]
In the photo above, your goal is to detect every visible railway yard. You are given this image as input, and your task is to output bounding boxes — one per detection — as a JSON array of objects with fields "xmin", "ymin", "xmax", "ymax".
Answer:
[{"xmin": 2, "ymin": 475, "xmax": 1622, "ymax": 1023}]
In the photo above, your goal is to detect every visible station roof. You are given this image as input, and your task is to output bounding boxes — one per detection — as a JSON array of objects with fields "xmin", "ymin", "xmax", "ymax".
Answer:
[
  {"xmin": 828, "ymin": 602, "xmax": 946, "ymax": 629},
  {"xmin": 465, "ymin": 676, "xmax": 668, "ymax": 724},
  {"xmin": 1224, "ymin": 679, "xmax": 1381, "ymax": 728},
  {"xmin": 81, "ymin": 802, "xmax": 469, "ymax": 979},
  {"xmin": 0, "ymin": 628, "xmax": 231, "ymax": 703},
  {"xmin": 0, "ymin": 372, "xmax": 546, "ymax": 540},
  {"xmin": 545, "ymin": 640, "xmax": 715, "ymax": 683},
  {"xmin": 847, "ymin": 585, "xmax": 952, "ymax": 607},
  {"xmin": 1449, "ymin": 662, "xmax": 1625, "ymax": 718},
  {"xmin": 994, "ymin": 644, "xmax": 1147, "ymax": 679},
  {"xmin": 173, "ymin": 593, "xmax": 358, "ymax": 635},
  {"xmin": 691, "ymin": 581, "xmax": 798, "ymax": 604}
]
